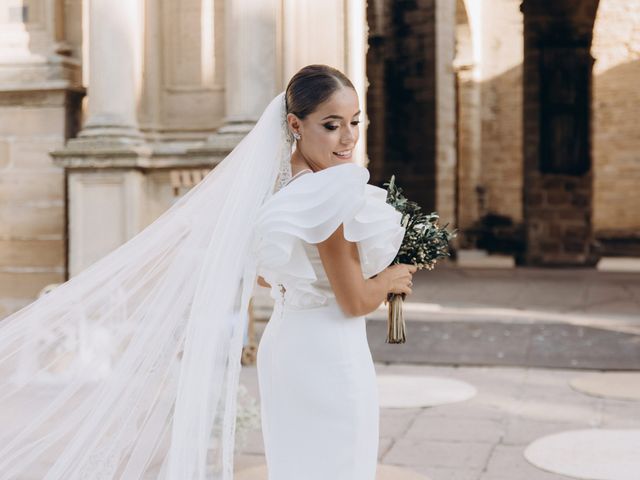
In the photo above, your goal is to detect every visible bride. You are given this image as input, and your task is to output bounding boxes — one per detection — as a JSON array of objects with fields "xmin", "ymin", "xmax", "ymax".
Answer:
[{"xmin": 0, "ymin": 64, "xmax": 415, "ymax": 480}]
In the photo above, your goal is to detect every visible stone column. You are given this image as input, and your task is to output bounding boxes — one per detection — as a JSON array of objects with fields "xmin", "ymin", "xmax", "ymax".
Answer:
[
  {"xmin": 521, "ymin": 1, "xmax": 599, "ymax": 266},
  {"xmin": 454, "ymin": 1, "xmax": 482, "ymax": 240},
  {"xmin": 435, "ymin": 0, "xmax": 457, "ymax": 227},
  {"xmin": 77, "ymin": 0, "xmax": 143, "ymax": 143},
  {"xmin": 52, "ymin": 0, "xmax": 150, "ymax": 277},
  {"xmin": 204, "ymin": 0, "xmax": 277, "ymax": 148},
  {"xmin": 346, "ymin": 0, "xmax": 368, "ymax": 167}
]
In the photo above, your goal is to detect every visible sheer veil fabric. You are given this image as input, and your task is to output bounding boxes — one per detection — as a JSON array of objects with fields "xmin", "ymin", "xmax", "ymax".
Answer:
[{"xmin": 0, "ymin": 92, "xmax": 294, "ymax": 479}]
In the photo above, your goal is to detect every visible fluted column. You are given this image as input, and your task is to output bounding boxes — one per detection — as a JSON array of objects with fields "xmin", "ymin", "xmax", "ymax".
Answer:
[
  {"xmin": 51, "ymin": 0, "xmax": 149, "ymax": 277},
  {"xmin": 77, "ymin": 0, "xmax": 143, "ymax": 143},
  {"xmin": 205, "ymin": 0, "xmax": 277, "ymax": 146}
]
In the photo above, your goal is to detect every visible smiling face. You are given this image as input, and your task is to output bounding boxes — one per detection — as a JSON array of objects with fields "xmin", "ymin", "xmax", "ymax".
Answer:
[{"xmin": 287, "ymin": 86, "xmax": 361, "ymax": 171}]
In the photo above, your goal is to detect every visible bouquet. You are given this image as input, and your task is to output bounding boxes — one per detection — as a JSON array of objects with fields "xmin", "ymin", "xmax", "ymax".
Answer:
[{"xmin": 383, "ymin": 175, "xmax": 457, "ymax": 343}]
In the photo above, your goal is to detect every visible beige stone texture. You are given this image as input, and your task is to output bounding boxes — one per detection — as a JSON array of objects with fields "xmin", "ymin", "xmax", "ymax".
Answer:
[
  {"xmin": 0, "ymin": 271, "xmax": 64, "ymax": 301},
  {"xmin": 0, "ymin": 97, "xmax": 68, "ymax": 317},
  {"xmin": 0, "ymin": 238, "xmax": 65, "ymax": 269},
  {"xmin": 0, "ymin": 107, "xmax": 66, "ymax": 137},
  {"xmin": 0, "ymin": 171, "xmax": 63, "ymax": 205},
  {"xmin": 3, "ymin": 0, "xmax": 640, "ymax": 313},
  {"xmin": 592, "ymin": 0, "xmax": 640, "ymax": 232},
  {"xmin": 0, "ymin": 202, "xmax": 65, "ymax": 238},
  {"xmin": 435, "ymin": 0, "xmax": 457, "ymax": 225},
  {"xmin": 478, "ymin": 0, "xmax": 524, "ymax": 224}
]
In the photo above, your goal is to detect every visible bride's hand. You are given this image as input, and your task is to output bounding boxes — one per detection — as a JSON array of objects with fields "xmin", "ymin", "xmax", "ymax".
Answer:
[{"xmin": 381, "ymin": 263, "xmax": 416, "ymax": 299}]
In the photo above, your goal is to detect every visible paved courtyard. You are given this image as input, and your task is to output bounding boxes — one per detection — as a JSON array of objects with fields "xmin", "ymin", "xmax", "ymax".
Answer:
[
  {"xmin": 239, "ymin": 265, "xmax": 640, "ymax": 479},
  {"xmin": 235, "ymin": 362, "xmax": 640, "ymax": 479}
]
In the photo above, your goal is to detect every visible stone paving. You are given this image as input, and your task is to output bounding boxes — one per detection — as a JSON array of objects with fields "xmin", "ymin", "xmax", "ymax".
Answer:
[
  {"xmin": 401, "ymin": 265, "xmax": 640, "ymax": 329},
  {"xmin": 234, "ymin": 362, "xmax": 640, "ymax": 479},
  {"xmin": 239, "ymin": 266, "xmax": 640, "ymax": 479},
  {"xmin": 365, "ymin": 265, "xmax": 640, "ymax": 370}
]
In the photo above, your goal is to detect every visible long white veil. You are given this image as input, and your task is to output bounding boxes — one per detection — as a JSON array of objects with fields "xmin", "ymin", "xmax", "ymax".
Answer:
[{"xmin": 0, "ymin": 91, "xmax": 293, "ymax": 479}]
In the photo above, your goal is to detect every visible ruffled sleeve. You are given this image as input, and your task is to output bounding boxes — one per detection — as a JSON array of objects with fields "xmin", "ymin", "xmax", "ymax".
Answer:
[{"xmin": 251, "ymin": 162, "xmax": 405, "ymax": 303}]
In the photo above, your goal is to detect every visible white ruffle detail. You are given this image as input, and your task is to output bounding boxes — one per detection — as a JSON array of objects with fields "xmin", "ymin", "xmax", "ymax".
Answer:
[{"xmin": 252, "ymin": 163, "xmax": 405, "ymax": 308}]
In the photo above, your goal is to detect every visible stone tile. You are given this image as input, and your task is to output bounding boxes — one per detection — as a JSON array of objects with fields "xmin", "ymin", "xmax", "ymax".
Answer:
[
  {"xmin": 480, "ymin": 444, "xmax": 569, "ymax": 479},
  {"xmin": 523, "ymin": 367, "xmax": 584, "ymax": 384},
  {"xmin": 417, "ymin": 402, "xmax": 506, "ymax": 421},
  {"xmin": 601, "ymin": 399, "xmax": 640, "ymax": 428},
  {"xmin": 380, "ymin": 407, "xmax": 422, "ymax": 438},
  {"xmin": 503, "ymin": 418, "xmax": 588, "ymax": 445},
  {"xmin": 0, "ymin": 239, "xmax": 65, "ymax": 268},
  {"xmin": 405, "ymin": 415, "xmax": 505, "ymax": 444},
  {"xmin": 383, "ymin": 438, "xmax": 493, "ymax": 470},
  {"xmin": 9, "ymin": 137, "xmax": 65, "ymax": 170},
  {"xmin": 379, "ymin": 436, "xmax": 395, "ymax": 459},
  {"xmin": 375, "ymin": 464, "xmax": 437, "ymax": 480},
  {"xmin": 376, "ymin": 362, "xmax": 461, "ymax": 376},
  {"xmin": 570, "ymin": 371, "xmax": 640, "ymax": 401},
  {"xmin": 378, "ymin": 374, "xmax": 477, "ymax": 408},
  {"xmin": 0, "ymin": 107, "xmax": 64, "ymax": 136},
  {"xmin": 0, "ymin": 203, "xmax": 64, "ymax": 237},
  {"xmin": 405, "ymin": 464, "xmax": 482, "ymax": 480},
  {"xmin": 508, "ymin": 395, "xmax": 601, "ymax": 424},
  {"xmin": 0, "ymin": 170, "xmax": 64, "ymax": 203}
]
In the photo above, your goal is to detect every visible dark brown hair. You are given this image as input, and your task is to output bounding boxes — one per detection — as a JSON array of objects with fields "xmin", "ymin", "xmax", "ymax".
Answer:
[{"xmin": 285, "ymin": 64, "xmax": 355, "ymax": 120}]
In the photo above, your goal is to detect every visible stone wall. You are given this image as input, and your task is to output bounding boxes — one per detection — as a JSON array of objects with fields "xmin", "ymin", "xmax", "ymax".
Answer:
[
  {"xmin": 0, "ymin": 90, "xmax": 69, "ymax": 317},
  {"xmin": 367, "ymin": 0, "xmax": 522, "ymax": 233},
  {"xmin": 591, "ymin": 0, "xmax": 640, "ymax": 235},
  {"xmin": 478, "ymin": 0, "xmax": 524, "ymax": 224},
  {"xmin": 521, "ymin": 0, "xmax": 600, "ymax": 266},
  {"xmin": 435, "ymin": 0, "xmax": 457, "ymax": 225},
  {"xmin": 454, "ymin": 0, "xmax": 481, "ymax": 234},
  {"xmin": 366, "ymin": 0, "xmax": 438, "ymax": 212},
  {"xmin": 0, "ymin": 0, "xmax": 83, "ymax": 317}
]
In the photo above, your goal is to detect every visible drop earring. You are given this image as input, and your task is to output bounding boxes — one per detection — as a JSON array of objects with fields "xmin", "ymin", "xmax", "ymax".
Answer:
[{"xmin": 293, "ymin": 132, "xmax": 301, "ymax": 140}]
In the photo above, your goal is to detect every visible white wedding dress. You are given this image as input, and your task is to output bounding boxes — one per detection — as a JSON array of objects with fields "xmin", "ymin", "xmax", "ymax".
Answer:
[{"xmin": 251, "ymin": 162, "xmax": 405, "ymax": 480}]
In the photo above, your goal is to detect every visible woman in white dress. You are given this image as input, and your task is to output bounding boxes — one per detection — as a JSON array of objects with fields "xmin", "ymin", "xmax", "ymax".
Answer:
[
  {"xmin": 252, "ymin": 65, "xmax": 417, "ymax": 480},
  {"xmin": 0, "ymin": 64, "xmax": 414, "ymax": 479}
]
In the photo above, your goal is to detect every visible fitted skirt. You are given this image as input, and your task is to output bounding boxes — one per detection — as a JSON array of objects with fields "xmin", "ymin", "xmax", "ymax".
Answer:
[{"xmin": 256, "ymin": 296, "xmax": 379, "ymax": 480}]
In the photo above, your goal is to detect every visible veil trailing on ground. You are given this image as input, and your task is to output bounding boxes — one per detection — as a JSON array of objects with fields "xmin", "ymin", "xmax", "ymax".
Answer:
[{"xmin": 0, "ymin": 92, "xmax": 294, "ymax": 479}]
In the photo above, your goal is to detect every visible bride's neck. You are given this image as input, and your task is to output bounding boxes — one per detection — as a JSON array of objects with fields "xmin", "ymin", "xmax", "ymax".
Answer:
[{"xmin": 290, "ymin": 150, "xmax": 316, "ymax": 174}]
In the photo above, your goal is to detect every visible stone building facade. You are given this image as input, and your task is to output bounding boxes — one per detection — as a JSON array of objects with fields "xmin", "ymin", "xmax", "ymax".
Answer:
[
  {"xmin": 1, "ymin": 0, "xmax": 639, "ymax": 315},
  {"xmin": 0, "ymin": 0, "xmax": 367, "ymax": 317},
  {"xmin": 367, "ymin": 0, "xmax": 640, "ymax": 264}
]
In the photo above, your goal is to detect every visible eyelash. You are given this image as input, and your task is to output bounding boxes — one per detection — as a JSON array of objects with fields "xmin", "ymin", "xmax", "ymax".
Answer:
[{"xmin": 324, "ymin": 121, "xmax": 361, "ymax": 131}]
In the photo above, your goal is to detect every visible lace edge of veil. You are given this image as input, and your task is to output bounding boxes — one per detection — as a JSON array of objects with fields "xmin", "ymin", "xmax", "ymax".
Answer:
[{"xmin": 275, "ymin": 94, "xmax": 294, "ymax": 193}]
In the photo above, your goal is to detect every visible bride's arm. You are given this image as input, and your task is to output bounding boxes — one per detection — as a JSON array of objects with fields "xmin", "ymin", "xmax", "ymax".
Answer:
[
  {"xmin": 316, "ymin": 224, "xmax": 390, "ymax": 317},
  {"xmin": 257, "ymin": 276, "xmax": 271, "ymax": 288}
]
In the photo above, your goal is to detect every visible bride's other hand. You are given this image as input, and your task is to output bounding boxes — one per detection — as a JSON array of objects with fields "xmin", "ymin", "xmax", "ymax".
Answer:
[{"xmin": 381, "ymin": 263, "xmax": 416, "ymax": 297}]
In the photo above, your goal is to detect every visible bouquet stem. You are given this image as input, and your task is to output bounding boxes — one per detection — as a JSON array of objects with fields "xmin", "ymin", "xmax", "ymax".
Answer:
[{"xmin": 386, "ymin": 292, "xmax": 406, "ymax": 344}]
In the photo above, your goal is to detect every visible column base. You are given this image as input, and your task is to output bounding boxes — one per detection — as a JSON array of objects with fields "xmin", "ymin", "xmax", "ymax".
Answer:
[
  {"xmin": 202, "ymin": 121, "xmax": 256, "ymax": 150},
  {"xmin": 51, "ymin": 139, "xmax": 152, "ymax": 169},
  {"xmin": 75, "ymin": 112, "xmax": 145, "ymax": 145}
]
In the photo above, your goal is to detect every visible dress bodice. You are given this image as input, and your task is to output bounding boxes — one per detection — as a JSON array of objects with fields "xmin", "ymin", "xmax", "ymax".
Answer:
[{"xmin": 250, "ymin": 162, "xmax": 405, "ymax": 309}]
